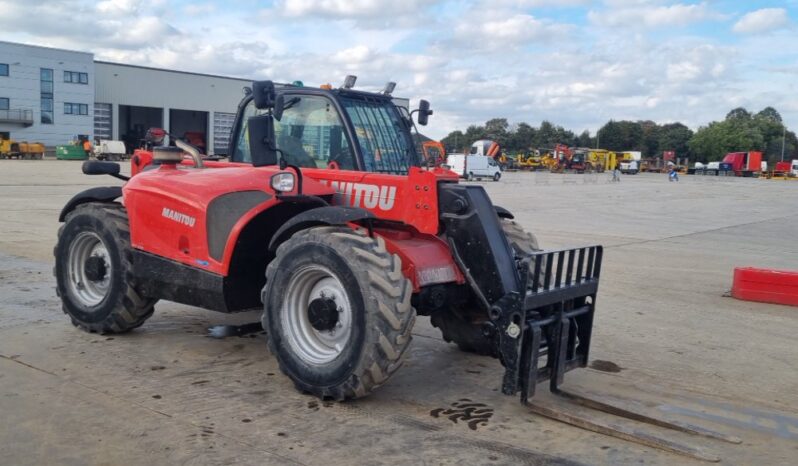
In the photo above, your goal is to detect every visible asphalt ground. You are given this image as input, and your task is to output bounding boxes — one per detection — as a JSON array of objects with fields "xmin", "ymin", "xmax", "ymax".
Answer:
[{"xmin": 1, "ymin": 160, "xmax": 797, "ymax": 465}]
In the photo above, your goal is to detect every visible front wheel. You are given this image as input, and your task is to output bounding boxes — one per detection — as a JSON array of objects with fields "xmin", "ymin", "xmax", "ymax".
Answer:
[
  {"xmin": 54, "ymin": 203, "xmax": 157, "ymax": 333},
  {"xmin": 263, "ymin": 227, "xmax": 415, "ymax": 400}
]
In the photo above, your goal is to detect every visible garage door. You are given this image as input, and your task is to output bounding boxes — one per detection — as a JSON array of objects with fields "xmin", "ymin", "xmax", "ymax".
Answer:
[
  {"xmin": 94, "ymin": 103, "xmax": 112, "ymax": 140},
  {"xmin": 213, "ymin": 112, "xmax": 236, "ymax": 155}
]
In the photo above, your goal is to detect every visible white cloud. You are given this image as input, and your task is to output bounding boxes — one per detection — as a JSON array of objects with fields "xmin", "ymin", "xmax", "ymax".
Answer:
[
  {"xmin": 273, "ymin": 0, "xmax": 433, "ymax": 21},
  {"xmin": 451, "ymin": 13, "xmax": 573, "ymax": 50},
  {"xmin": 588, "ymin": 2, "xmax": 720, "ymax": 28},
  {"xmin": 184, "ymin": 3, "xmax": 215, "ymax": 16},
  {"xmin": 0, "ymin": 0, "xmax": 795, "ymax": 138},
  {"xmin": 732, "ymin": 8, "xmax": 790, "ymax": 34},
  {"xmin": 96, "ymin": 0, "xmax": 141, "ymax": 15}
]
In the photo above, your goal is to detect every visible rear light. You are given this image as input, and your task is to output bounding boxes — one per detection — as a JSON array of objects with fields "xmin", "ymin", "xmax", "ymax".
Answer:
[{"xmin": 271, "ymin": 172, "xmax": 295, "ymax": 192}]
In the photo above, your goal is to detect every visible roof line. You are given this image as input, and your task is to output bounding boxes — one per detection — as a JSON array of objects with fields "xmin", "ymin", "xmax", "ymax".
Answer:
[
  {"xmin": 0, "ymin": 40, "xmax": 93, "ymax": 56},
  {"xmin": 94, "ymin": 61, "xmax": 252, "ymax": 83}
]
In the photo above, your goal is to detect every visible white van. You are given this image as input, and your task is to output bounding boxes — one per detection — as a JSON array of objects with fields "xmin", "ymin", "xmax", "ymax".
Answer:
[{"xmin": 446, "ymin": 154, "xmax": 502, "ymax": 181}]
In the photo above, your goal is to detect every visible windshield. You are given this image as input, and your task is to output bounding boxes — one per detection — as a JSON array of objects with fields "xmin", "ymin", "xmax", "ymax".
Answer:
[{"xmin": 340, "ymin": 96, "xmax": 418, "ymax": 174}]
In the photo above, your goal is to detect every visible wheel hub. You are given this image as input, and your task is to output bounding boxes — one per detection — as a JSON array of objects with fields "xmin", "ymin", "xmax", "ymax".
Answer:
[
  {"xmin": 84, "ymin": 256, "xmax": 107, "ymax": 282},
  {"xmin": 281, "ymin": 266, "xmax": 353, "ymax": 365},
  {"xmin": 307, "ymin": 297, "xmax": 339, "ymax": 331},
  {"xmin": 66, "ymin": 231, "xmax": 112, "ymax": 307}
]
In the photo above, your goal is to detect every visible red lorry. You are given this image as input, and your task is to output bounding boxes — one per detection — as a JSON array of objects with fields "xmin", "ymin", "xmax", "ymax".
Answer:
[{"xmin": 722, "ymin": 151, "xmax": 762, "ymax": 177}]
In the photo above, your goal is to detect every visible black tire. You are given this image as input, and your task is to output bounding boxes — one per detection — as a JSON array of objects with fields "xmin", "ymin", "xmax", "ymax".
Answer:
[
  {"xmin": 432, "ymin": 219, "xmax": 541, "ymax": 356},
  {"xmin": 262, "ymin": 226, "xmax": 415, "ymax": 400},
  {"xmin": 54, "ymin": 203, "xmax": 157, "ymax": 333}
]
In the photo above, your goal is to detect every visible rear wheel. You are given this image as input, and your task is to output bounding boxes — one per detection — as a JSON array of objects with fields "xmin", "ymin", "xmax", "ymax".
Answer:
[
  {"xmin": 54, "ymin": 203, "xmax": 157, "ymax": 333},
  {"xmin": 263, "ymin": 227, "xmax": 415, "ymax": 400},
  {"xmin": 432, "ymin": 219, "xmax": 541, "ymax": 356}
]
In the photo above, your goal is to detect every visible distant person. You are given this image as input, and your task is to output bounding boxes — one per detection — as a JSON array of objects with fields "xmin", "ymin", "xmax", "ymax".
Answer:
[
  {"xmin": 612, "ymin": 163, "xmax": 621, "ymax": 182},
  {"xmin": 82, "ymin": 138, "xmax": 92, "ymax": 158},
  {"xmin": 669, "ymin": 167, "xmax": 679, "ymax": 182}
]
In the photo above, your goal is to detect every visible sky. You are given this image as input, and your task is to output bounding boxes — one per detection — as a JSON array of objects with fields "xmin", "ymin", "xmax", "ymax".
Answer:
[{"xmin": 0, "ymin": 0, "xmax": 796, "ymax": 139}]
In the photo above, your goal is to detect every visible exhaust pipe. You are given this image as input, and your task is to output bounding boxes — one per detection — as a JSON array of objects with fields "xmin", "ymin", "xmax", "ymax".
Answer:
[{"xmin": 175, "ymin": 138, "xmax": 204, "ymax": 169}]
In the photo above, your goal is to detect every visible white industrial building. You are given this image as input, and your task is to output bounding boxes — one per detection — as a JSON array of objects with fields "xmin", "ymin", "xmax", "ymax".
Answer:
[
  {"xmin": 0, "ymin": 42, "xmax": 94, "ymax": 147},
  {"xmin": 1, "ymin": 41, "xmax": 250, "ymax": 155}
]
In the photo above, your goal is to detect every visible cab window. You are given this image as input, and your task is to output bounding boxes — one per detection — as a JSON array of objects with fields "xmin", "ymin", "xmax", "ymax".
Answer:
[
  {"xmin": 232, "ymin": 94, "xmax": 354, "ymax": 169},
  {"xmin": 232, "ymin": 102, "xmax": 264, "ymax": 163}
]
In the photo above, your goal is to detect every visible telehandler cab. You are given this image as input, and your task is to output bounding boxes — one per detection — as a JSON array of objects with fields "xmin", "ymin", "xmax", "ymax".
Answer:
[{"xmin": 55, "ymin": 77, "xmax": 735, "ymax": 461}]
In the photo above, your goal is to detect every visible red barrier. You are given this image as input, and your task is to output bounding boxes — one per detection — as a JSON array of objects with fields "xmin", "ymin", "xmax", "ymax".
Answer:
[{"xmin": 731, "ymin": 267, "xmax": 798, "ymax": 307}]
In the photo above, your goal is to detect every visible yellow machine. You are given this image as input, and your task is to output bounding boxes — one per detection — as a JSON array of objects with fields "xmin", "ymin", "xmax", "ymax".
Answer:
[
  {"xmin": 0, "ymin": 139, "xmax": 10, "ymax": 158},
  {"xmin": 0, "ymin": 138, "xmax": 45, "ymax": 159},
  {"xmin": 514, "ymin": 150, "xmax": 544, "ymax": 170},
  {"xmin": 540, "ymin": 152, "xmax": 560, "ymax": 171},
  {"xmin": 586, "ymin": 149, "xmax": 616, "ymax": 172}
]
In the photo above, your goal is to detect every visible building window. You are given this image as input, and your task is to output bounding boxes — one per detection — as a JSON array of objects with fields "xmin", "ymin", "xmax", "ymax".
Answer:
[
  {"xmin": 64, "ymin": 71, "xmax": 89, "ymax": 85},
  {"xmin": 65, "ymin": 103, "xmax": 89, "ymax": 115},
  {"xmin": 0, "ymin": 98, "xmax": 8, "ymax": 111},
  {"xmin": 94, "ymin": 103, "xmax": 112, "ymax": 140},
  {"xmin": 0, "ymin": 64, "xmax": 8, "ymax": 76},
  {"xmin": 41, "ymin": 68, "xmax": 54, "ymax": 124}
]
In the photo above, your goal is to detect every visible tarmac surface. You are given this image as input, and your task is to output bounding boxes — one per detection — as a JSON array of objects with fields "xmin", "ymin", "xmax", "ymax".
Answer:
[{"xmin": 1, "ymin": 160, "xmax": 797, "ymax": 465}]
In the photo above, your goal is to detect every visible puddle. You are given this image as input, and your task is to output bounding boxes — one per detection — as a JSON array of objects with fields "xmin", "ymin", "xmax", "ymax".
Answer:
[
  {"xmin": 589, "ymin": 360, "xmax": 623, "ymax": 373},
  {"xmin": 430, "ymin": 398, "xmax": 494, "ymax": 430}
]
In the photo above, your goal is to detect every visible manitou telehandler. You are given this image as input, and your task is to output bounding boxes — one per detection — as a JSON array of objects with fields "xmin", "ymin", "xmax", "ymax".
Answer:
[{"xmin": 55, "ymin": 77, "xmax": 735, "ymax": 461}]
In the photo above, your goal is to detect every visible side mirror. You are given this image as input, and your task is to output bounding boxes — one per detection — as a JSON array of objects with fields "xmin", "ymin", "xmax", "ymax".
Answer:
[
  {"xmin": 417, "ymin": 99, "xmax": 433, "ymax": 126},
  {"xmin": 82, "ymin": 160, "xmax": 121, "ymax": 176},
  {"xmin": 252, "ymin": 80, "xmax": 276, "ymax": 110},
  {"xmin": 248, "ymin": 114, "xmax": 278, "ymax": 167},
  {"xmin": 274, "ymin": 94, "xmax": 285, "ymax": 121}
]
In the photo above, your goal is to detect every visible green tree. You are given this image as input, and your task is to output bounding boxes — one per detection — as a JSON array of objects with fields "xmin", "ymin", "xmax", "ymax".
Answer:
[
  {"xmin": 658, "ymin": 123, "xmax": 693, "ymax": 159},
  {"xmin": 510, "ymin": 122, "xmax": 536, "ymax": 152},
  {"xmin": 726, "ymin": 107, "xmax": 752, "ymax": 121},
  {"xmin": 640, "ymin": 120, "xmax": 660, "ymax": 157},
  {"xmin": 597, "ymin": 120, "xmax": 632, "ymax": 151},
  {"xmin": 755, "ymin": 106, "xmax": 782, "ymax": 123},
  {"xmin": 484, "ymin": 118, "xmax": 510, "ymax": 146},
  {"xmin": 441, "ymin": 130, "xmax": 465, "ymax": 153},
  {"xmin": 577, "ymin": 130, "xmax": 593, "ymax": 148}
]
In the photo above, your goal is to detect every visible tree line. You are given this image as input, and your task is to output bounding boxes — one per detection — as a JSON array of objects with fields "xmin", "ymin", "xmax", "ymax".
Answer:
[{"xmin": 440, "ymin": 106, "xmax": 796, "ymax": 163}]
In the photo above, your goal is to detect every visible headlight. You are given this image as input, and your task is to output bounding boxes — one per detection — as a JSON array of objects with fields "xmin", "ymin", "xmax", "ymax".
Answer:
[{"xmin": 270, "ymin": 172, "xmax": 295, "ymax": 192}]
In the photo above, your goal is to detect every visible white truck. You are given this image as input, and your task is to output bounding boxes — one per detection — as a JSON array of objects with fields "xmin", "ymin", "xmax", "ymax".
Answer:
[
  {"xmin": 620, "ymin": 160, "xmax": 639, "ymax": 174},
  {"xmin": 93, "ymin": 140, "xmax": 127, "ymax": 161},
  {"xmin": 619, "ymin": 151, "xmax": 641, "ymax": 174},
  {"xmin": 446, "ymin": 153, "xmax": 502, "ymax": 181}
]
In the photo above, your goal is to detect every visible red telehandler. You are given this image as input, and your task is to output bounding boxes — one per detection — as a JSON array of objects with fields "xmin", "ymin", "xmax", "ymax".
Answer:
[{"xmin": 55, "ymin": 78, "xmax": 735, "ymax": 461}]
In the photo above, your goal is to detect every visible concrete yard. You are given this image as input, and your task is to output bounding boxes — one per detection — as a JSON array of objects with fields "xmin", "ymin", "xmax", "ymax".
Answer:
[{"xmin": 1, "ymin": 160, "xmax": 797, "ymax": 465}]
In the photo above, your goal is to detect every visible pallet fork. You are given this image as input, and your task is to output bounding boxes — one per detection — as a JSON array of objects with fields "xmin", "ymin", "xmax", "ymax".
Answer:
[{"xmin": 495, "ymin": 247, "xmax": 740, "ymax": 462}]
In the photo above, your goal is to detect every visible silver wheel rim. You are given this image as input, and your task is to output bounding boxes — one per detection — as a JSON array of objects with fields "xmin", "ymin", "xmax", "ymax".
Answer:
[
  {"xmin": 67, "ymin": 231, "xmax": 112, "ymax": 307},
  {"xmin": 281, "ymin": 265, "xmax": 353, "ymax": 365}
]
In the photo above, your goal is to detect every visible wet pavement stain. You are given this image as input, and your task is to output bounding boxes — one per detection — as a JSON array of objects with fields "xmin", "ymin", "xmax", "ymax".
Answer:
[
  {"xmin": 430, "ymin": 398, "xmax": 494, "ymax": 430},
  {"xmin": 589, "ymin": 360, "xmax": 623, "ymax": 373}
]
